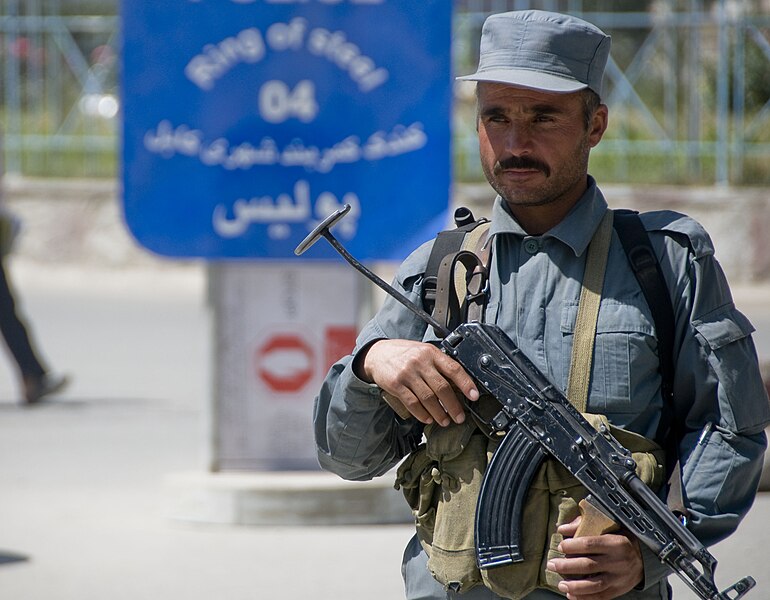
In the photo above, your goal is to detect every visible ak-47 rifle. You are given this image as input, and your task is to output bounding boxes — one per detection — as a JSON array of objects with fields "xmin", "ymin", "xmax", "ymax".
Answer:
[{"xmin": 296, "ymin": 205, "xmax": 757, "ymax": 600}]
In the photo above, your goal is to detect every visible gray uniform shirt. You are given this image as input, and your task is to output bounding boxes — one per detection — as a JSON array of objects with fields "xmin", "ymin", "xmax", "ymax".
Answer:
[{"xmin": 313, "ymin": 178, "xmax": 770, "ymax": 594}]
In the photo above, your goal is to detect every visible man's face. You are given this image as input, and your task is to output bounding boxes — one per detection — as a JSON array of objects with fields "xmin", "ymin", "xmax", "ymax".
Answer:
[{"xmin": 476, "ymin": 83, "xmax": 607, "ymax": 219}]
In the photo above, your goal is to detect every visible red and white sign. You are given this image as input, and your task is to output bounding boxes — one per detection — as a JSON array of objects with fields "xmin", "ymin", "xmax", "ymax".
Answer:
[{"xmin": 255, "ymin": 333, "xmax": 315, "ymax": 394}]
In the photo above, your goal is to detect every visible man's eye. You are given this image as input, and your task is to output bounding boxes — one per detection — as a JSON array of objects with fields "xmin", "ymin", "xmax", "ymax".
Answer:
[{"xmin": 534, "ymin": 114, "xmax": 554, "ymax": 123}]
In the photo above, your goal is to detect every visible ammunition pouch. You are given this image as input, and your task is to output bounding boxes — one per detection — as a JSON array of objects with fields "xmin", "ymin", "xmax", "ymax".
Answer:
[{"xmin": 394, "ymin": 410, "xmax": 665, "ymax": 598}]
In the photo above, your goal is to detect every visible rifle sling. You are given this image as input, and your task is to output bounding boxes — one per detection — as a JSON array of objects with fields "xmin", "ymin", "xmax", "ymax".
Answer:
[{"xmin": 567, "ymin": 210, "xmax": 614, "ymax": 413}]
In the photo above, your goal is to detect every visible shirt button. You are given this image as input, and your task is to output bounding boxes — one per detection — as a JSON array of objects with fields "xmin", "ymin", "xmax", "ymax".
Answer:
[{"xmin": 523, "ymin": 239, "xmax": 540, "ymax": 255}]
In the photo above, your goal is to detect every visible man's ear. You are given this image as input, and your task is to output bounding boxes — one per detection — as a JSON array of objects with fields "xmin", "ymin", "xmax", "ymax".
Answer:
[{"xmin": 588, "ymin": 104, "xmax": 609, "ymax": 147}]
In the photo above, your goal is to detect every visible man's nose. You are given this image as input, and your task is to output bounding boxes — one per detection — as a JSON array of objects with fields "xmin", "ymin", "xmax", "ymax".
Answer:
[{"xmin": 503, "ymin": 124, "xmax": 534, "ymax": 155}]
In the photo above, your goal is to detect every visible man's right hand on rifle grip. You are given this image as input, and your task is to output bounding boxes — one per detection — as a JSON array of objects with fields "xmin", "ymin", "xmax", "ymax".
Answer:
[{"xmin": 354, "ymin": 339, "xmax": 480, "ymax": 426}]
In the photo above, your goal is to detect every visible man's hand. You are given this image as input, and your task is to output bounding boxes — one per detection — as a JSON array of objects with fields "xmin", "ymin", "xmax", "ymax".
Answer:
[
  {"xmin": 546, "ymin": 515, "xmax": 644, "ymax": 600},
  {"xmin": 357, "ymin": 339, "xmax": 479, "ymax": 426}
]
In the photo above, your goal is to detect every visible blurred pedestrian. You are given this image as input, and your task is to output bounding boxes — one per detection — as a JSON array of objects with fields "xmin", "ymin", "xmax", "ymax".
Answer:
[{"xmin": 0, "ymin": 198, "xmax": 68, "ymax": 405}]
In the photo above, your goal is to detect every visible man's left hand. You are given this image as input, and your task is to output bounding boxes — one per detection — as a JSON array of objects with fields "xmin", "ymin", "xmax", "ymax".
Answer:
[{"xmin": 546, "ymin": 515, "xmax": 644, "ymax": 600}]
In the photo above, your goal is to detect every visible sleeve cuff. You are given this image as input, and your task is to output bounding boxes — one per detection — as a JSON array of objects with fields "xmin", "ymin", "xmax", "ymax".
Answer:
[{"xmin": 350, "ymin": 338, "xmax": 384, "ymax": 384}]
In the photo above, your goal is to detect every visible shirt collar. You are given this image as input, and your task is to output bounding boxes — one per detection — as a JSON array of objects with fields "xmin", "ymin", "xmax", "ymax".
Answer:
[{"xmin": 487, "ymin": 176, "xmax": 609, "ymax": 257}]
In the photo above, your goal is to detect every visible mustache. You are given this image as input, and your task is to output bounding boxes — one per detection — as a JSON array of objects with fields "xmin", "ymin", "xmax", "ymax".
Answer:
[{"xmin": 494, "ymin": 156, "xmax": 551, "ymax": 177}]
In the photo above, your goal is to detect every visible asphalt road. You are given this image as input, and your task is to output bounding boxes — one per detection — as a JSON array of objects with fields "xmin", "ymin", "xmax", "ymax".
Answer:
[{"xmin": 0, "ymin": 259, "xmax": 768, "ymax": 600}]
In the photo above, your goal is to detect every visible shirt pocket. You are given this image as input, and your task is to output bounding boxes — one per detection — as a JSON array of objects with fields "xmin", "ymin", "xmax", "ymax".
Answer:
[{"xmin": 561, "ymin": 299, "xmax": 658, "ymax": 416}]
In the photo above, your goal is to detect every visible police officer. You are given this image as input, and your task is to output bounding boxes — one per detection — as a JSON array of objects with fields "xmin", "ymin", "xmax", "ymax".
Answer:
[{"xmin": 313, "ymin": 10, "xmax": 770, "ymax": 600}]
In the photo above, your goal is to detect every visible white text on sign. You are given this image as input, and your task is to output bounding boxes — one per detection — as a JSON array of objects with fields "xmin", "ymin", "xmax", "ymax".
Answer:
[
  {"xmin": 211, "ymin": 179, "xmax": 361, "ymax": 240},
  {"xmin": 144, "ymin": 120, "xmax": 427, "ymax": 172},
  {"xmin": 185, "ymin": 19, "xmax": 388, "ymax": 93},
  {"xmin": 259, "ymin": 80, "xmax": 319, "ymax": 123}
]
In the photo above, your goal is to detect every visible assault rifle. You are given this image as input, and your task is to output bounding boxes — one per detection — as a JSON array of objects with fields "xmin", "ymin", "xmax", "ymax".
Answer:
[{"xmin": 296, "ymin": 205, "xmax": 756, "ymax": 600}]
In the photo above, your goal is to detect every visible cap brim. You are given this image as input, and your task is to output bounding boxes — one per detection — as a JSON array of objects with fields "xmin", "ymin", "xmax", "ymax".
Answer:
[{"xmin": 456, "ymin": 68, "xmax": 587, "ymax": 93}]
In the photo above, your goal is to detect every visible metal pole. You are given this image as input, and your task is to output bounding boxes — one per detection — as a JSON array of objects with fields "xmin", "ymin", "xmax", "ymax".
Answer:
[
  {"xmin": 715, "ymin": 0, "xmax": 730, "ymax": 186},
  {"xmin": 732, "ymin": 6, "xmax": 746, "ymax": 183},
  {"xmin": 687, "ymin": 0, "xmax": 702, "ymax": 181}
]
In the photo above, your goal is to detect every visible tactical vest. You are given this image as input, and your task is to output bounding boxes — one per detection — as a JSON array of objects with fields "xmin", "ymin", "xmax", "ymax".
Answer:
[
  {"xmin": 394, "ymin": 207, "xmax": 678, "ymax": 598},
  {"xmin": 395, "ymin": 410, "xmax": 665, "ymax": 597}
]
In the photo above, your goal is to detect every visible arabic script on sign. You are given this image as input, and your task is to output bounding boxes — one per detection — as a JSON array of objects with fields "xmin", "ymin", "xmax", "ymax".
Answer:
[
  {"xmin": 212, "ymin": 179, "xmax": 361, "ymax": 240},
  {"xmin": 144, "ymin": 120, "xmax": 427, "ymax": 173}
]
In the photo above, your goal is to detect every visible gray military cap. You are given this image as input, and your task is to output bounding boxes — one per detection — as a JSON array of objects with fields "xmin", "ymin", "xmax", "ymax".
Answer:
[{"xmin": 457, "ymin": 10, "xmax": 611, "ymax": 97}]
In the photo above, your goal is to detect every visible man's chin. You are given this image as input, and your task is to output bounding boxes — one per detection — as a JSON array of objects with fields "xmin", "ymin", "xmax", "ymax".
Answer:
[{"xmin": 495, "ymin": 185, "xmax": 552, "ymax": 208}]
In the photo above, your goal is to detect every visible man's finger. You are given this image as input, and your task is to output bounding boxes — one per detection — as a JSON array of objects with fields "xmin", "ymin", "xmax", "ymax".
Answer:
[
  {"xmin": 435, "ymin": 353, "xmax": 480, "ymax": 402},
  {"xmin": 424, "ymin": 377, "xmax": 466, "ymax": 425},
  {"xmin": 548, "ymin": 555, "xmax": 602, "ymax": 576},
  {"xmin": 409, "ymin": 380, "xmax": 456, "ymax": 426},
  {"xmin": 557, "ymin": 514, "xmax": 582, "ymax": 538},
  {"xmin": 557, "ymin": 574, "xmax": 607, "ymax": 599}
]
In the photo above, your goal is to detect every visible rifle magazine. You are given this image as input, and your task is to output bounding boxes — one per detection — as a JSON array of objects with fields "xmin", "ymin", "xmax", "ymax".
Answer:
[{"xmin": 475, "ymin": 424, "xmax": 547, "ymax": 569}]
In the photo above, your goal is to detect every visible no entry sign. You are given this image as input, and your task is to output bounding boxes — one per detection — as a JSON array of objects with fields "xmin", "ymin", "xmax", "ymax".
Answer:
[{"xmin": 256, "ymin": 333, "xmax": 315, "ymax": 394}]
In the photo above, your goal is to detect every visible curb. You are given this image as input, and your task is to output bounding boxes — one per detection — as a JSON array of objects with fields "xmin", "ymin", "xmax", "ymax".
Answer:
[{"xmin": 163, "ymin": 471, "xmax": 414, "ymax": 526}]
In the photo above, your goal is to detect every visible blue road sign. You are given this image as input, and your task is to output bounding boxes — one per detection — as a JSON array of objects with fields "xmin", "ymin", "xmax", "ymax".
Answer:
[{"xmin": 121, "ymin": 0, "xmax": 452, "ymax": 260}]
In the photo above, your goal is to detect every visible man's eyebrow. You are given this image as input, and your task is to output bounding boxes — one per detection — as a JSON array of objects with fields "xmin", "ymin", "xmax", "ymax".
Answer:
[
  {"xmin": 479, "ymin": 105, "xmax": 506, "ymax": 118},
  {"xmin": 529, "ymin": 103, "xmax": 566, "ymax": 115},
  {"xmin": 479, "ymin": 102, "xmax": 568, "ymax": 118}
]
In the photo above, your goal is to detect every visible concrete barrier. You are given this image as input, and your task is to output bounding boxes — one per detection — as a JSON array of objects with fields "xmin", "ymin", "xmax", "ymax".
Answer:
[{"xmin": 164, "ymin": 471, "xmax": 413, "ymax": 526}]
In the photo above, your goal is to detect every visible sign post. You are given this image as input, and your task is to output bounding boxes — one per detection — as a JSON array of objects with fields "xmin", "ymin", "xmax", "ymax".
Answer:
[
  {"xmin": 121, "ymin": 0, "xmax": 452, "ymax": 473},
  {"xmin": 210, "ymin": 263, "xmax": 358, "ymax": 470}
]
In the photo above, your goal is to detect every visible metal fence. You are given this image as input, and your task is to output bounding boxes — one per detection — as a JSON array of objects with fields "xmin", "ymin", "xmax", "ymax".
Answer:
[
  {"xmin": 455, "ymin": 0, "xmax": 770, "ymax": 184},
  {"xmin": 0, "ymin": 0, "xmax": 118, "ymax": 177},
  {"xmin": 0, "ymin": 1, "xmax": 768, "ymax": 184}
]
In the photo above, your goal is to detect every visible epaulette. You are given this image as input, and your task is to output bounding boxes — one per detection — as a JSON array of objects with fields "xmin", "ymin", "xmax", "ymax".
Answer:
[{"xmin": 636, "ymin": 210, "xmax": 716, "ymax": 260}]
